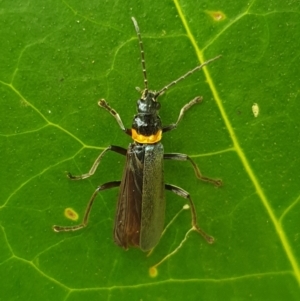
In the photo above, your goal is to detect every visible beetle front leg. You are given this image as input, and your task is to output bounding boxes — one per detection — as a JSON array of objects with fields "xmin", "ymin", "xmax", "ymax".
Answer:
[
  {"xmin": 98, "ymin": 99, "xmax": 132, "ymax": 136},
  {"xmin": 68, "ymin": 145, "xmax": 127, "ymax": 180},
  {"xmin": 162, "ymin": 96, "xmax": 202, "ymax": 133},
  {"xmin": 164, "ymin": 153, "xmax": 222, "ymax": 186}
]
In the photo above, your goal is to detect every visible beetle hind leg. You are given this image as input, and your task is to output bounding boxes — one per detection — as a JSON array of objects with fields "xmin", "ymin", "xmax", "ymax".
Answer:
[
  {"xmin": 165, "ymin": 183, "xmax": 214, "ymax": 244},
  {"xmin": 53, "ymin": 181, "xmax": 121, "ymax": 232}
]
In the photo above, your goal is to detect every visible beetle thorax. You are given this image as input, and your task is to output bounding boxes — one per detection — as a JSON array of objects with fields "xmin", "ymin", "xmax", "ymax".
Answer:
[{"xmin": 131, "ymin": 90, "xmax": 162, "ymax": 140}]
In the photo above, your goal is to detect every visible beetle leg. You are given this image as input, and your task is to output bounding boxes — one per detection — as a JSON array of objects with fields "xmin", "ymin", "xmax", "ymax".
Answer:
[
  {"xmin": 98, "ymin": 99, "xmax": 132, "ymax": 136},
  {"xmin": 68, "ymin": 145, "xmax": 127, "ymax": 180},
  {"xmin": 53, "ymin": 180, "xmax": 121, "ymax": 232},
  {"xmin": 164, "ymin": 153, "xmax": 222, "ymax": 186},
  {"xmin": 165, "ymin": 183, "xmax": 214, "ymax": 244},
  {"xmin": 162, "ymin": 96, "xmax": 203, "ymax": 133}
]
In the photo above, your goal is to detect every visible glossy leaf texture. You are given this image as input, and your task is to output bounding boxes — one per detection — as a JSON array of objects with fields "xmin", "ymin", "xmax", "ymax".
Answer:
[{"xmin": 0, "ymin": 0, "xmax": 300, "ymax": 300}]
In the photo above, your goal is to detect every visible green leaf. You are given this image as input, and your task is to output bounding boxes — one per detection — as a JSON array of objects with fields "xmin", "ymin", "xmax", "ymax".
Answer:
[{"xmin": 1, "ymin": 0, "xmax": 300, "ymax": 300}]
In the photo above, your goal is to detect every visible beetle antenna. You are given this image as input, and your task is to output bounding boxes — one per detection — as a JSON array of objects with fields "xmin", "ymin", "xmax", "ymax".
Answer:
[
  {"xmin": 132, "ymin": 17, "xmax": 148, "ymax": 94},
  {"xmin": 155, "ymin": 55, "xmax": 222, "ymax": 97}
]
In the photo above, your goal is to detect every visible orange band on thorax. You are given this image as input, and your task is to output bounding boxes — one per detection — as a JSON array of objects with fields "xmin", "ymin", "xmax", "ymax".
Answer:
[{"xmin": 132, "ymin": 129, "xmax": 162, "ymax": 144}]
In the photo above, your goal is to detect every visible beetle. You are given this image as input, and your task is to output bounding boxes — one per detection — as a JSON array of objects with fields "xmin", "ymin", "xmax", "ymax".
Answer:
[{"xmin": 53, "ymin": 17, "xmax": 222, "ymax": 251}]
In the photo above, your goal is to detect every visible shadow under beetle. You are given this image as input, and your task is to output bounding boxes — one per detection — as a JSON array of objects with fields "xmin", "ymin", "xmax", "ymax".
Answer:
[{"xmin": 53, "ymin": 17, "xmax": 222, "ymax": 251}]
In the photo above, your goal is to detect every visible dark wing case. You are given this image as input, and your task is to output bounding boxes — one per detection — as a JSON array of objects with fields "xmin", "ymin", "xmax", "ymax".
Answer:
[
  {"xmin": 113, "ymin": 144, "xmax": 144, "ymax": 249},
  {"xmin": 140, "ymin": 143, "xmax": 165, "ymax": 251},
  {"xmin": 113, "ymin": 143, "xmax": 165, "ymax": 251}
]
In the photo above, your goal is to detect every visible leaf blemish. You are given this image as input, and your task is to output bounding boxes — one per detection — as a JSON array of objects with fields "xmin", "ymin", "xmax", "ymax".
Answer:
[
  {"xmin": 149, "ymin": 267, "xmax": 158, "ymax": 278},
  {"xmin": 64, "ymin": 208, "xmax": 79, "ymax": 221},
  {"xmin": 252, "ymin": 103, "xmax": 259, "ymax": 117},
  {"xmin": 206, "ymin": 10, "xmax": 226, "ymax": 21}
]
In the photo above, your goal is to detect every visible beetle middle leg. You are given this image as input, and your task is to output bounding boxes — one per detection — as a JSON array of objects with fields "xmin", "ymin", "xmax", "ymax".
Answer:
[
  {"xmin": 53, "ymin": 180, "xmax": 121, "ymax": 232},
  {"xmin": 68, "ymin": 145, "xmax": 127, "ymax": 180},
  {"xmin": 165, "ymin": 183, "xmax": 214, "ymax": 244},
  {"xmin": 164, "ymin": 153, "xmax": 222, "ymax": 186}
]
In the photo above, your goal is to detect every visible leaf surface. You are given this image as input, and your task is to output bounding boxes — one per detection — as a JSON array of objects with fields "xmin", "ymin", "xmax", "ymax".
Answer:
[{"xmin": 1, "ymin": 0, "xmax": 300, "ymax": 300}]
